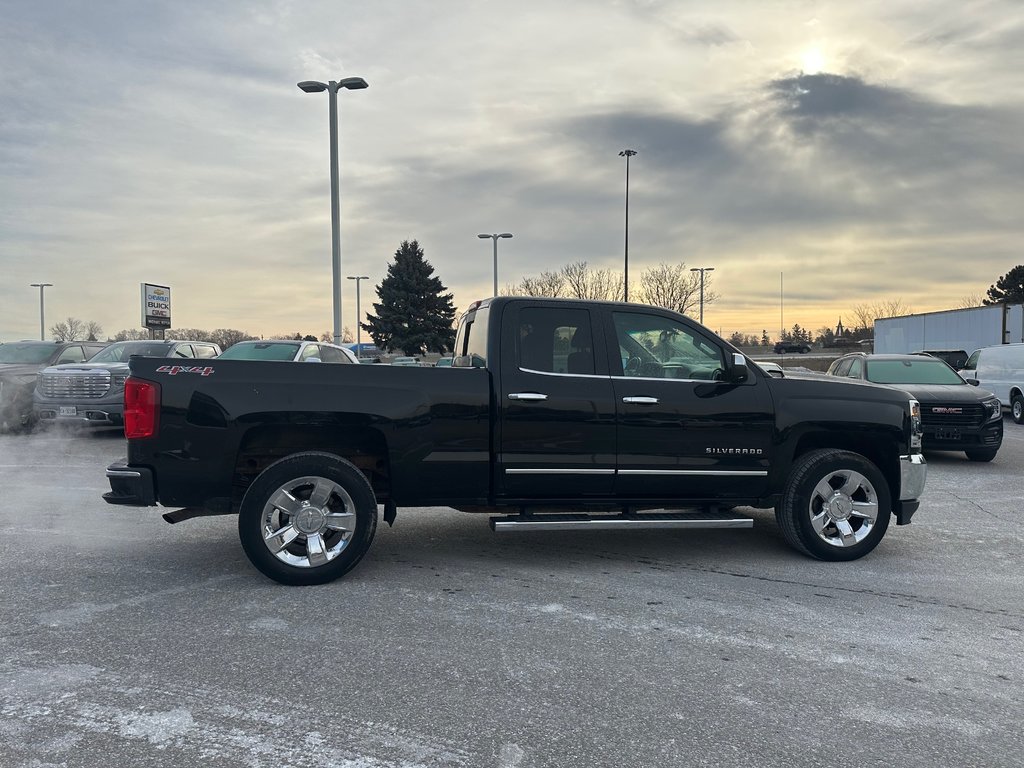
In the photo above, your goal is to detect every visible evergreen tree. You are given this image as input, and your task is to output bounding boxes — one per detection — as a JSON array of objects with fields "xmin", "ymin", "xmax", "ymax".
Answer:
[
  {"xmin": 362, "ymin": 240, "xmax": 457, "ymax": 354},
  {"xmin": 984, "ymin": 265, "xmax": 1024, "ymax": 305}
]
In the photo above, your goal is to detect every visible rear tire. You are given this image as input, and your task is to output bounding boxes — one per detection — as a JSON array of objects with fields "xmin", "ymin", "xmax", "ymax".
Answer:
[
  {"xmin": 1012, "ymin": 394, "xmax": 1023, "ymax": 425},
  {"xmin": 238, "ymin": 452, "xmax": 378, "ymax": 585},
  {"xmin": 775, "ymin": 449, "xmax": 891, "ymax": 561},
  {"xmin": 965, "ymin": 447, "xmax": 998, "ymax": 462}
]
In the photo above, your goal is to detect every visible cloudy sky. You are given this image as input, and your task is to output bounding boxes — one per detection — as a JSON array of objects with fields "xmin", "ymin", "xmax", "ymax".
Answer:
[{"xmin": 2, "ymin": 0, "xmax": 1023, "ymax": 342}]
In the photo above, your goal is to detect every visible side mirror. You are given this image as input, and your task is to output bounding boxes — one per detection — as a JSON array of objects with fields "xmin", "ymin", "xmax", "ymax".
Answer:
[
  {"xmin": 966, "ymin": 378, "xmax": 979, "ymax": 386},
  {"xmin": 727, "ymin": 352, "xmax": 749, "ymax": 383}
]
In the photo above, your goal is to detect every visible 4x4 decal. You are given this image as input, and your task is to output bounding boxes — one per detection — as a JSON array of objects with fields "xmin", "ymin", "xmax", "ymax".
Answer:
[{"xmin": 156, "ymin": 365, "xmax": 215, "ymax": 376}]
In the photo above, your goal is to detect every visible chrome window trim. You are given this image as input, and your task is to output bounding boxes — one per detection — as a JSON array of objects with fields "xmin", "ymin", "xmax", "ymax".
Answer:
[
  {"xmin": 611, "ymin": 374, "xmax": 712, "ymax": 384},
  {"xmin": 518, "ymin": 367, "xmax": 611, "ymax": 380}
]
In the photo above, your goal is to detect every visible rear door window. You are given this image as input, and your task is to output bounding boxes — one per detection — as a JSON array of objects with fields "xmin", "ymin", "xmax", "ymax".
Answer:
[{"xmin": 518, "ymin": 307, "xmax": 595, "ymax": 375}]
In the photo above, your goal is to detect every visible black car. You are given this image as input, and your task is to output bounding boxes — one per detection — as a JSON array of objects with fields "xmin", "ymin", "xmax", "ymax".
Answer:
[
  {"xmin": 827, "ymin": 353, "xmax": 1002, "ymax": 462},
  {"xmin": 0, "ymin": 340, "xmax": 108, "ymax": 431},
  {"xmin": 774, "ymin": 341, "xmax": 811, "ymax": 354}
]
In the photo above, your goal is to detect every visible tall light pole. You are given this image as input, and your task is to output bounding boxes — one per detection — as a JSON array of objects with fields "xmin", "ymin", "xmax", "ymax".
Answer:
[
  {"xmin": 298, "ymin": 75, "xmax": 369, "ymax": 345},
  {"xmin": 347, "ymin": 275, "xmax": 369, "ymax": 358},
  {"xmin": 619, "ymin": 149, "xmax": 637, "ymax": 302},
  {"xmin": 477, "ymin": 233, "xmax": 513, "ymax": 296},
  {"xmin": 690, "ymin": 267, "xmax": 714, "ymax": 324},
  {"xmin": 29, "ymin": 283, "xmax": 52, "ymax": 340}
]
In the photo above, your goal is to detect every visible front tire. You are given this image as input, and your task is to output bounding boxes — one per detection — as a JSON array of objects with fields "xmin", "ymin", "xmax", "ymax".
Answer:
[
  {"xmin": 238, "ymin": 452, "xmax": 378, "ymax": 585},
  {"xmin": 965, "ymin": 447, "xmax": 998, "ymax": 462},
  {"xmin": 775, "ymin": 449, "xmax": 891, "ymax": 561},
  {"xmin": 1012, "ymin": 393, "xmax": 1023, "ymax": 425}
]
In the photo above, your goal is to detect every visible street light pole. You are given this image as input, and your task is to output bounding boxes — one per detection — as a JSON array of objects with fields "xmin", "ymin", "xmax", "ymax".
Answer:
[
  {"xmin": 298, "ymin": 75, "xmax": 368, "ymax": 346},
  {"xmin": 619, "ymin": 149, "xmax": 637, "ymax": 302},
  {"xmin": 29, "ymin": 283, "xmax": 52, "ymax": 340},
  {"xmin": 477, "ymin": 233, "xmax": 513, "ymax": 297},
  {"xmin": 347, "ymin": 275, "xmax": 369, "ymax": 358},
  {"xmin": 689, "ymin": 267, "xmax": 715, "ymax": 324}
]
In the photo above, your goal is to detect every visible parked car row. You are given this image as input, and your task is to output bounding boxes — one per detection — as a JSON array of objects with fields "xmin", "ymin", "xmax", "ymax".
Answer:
[{"xmin": 0, "ymin": 337, "xmax": 362, "ymax": 432}]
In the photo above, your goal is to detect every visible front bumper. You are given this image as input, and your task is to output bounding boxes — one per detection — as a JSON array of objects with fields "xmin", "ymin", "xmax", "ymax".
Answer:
[
  {"xmin": 103, "ymin": 459, "xmax": 156, "ymax": 506},
  {"xmin": 35, "ymin": 397, "xmax": 124, "ymax": 426},
  {"xmin": 895, "ymin": 453, "xmax": 927, "ymax": 525}
]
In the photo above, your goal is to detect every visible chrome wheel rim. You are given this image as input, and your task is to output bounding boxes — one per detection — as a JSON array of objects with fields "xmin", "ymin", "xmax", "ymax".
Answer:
[
  {"xmin": 260, "ymin": 475, "xmax": 357, "ymax": 568},
  {"xmin": 1013, "ymin": 399, "xmax": 1022, "ymax": 421},
  {"xmin": 808, "ymin": 469, "xmax": 879, "ymax": 548}
]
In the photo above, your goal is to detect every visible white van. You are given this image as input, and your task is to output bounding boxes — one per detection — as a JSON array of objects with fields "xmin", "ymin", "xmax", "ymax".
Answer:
[{"xmin": 960, "ymin": 343, "xmax": 1024, "ymax": 423}]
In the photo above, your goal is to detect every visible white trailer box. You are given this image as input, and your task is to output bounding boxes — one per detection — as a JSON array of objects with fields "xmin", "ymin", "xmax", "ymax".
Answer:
[{"xmin": 875, "ymin": 304, "xmax": 1024, "ymax": 355}]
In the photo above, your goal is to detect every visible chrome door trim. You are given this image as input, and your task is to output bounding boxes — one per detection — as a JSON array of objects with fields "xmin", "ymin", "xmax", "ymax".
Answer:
[
  {"xmin": 622, "ymin": 396, "xmax": 659, "ymax": 404},
  {"xmin": 618, "ymin": 469, "xmax": 768, "ymax": 476},
  {"xmin": 504, "ymin": 468, "xmax": 616, "ymax": 475},
  {"xmin": 504, "ymin": 468, "xmax": 765, "ymax": 476}
]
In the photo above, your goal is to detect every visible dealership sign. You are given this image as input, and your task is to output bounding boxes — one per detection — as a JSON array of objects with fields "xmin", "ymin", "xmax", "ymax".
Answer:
[{"xmin": 141, "ymin": 283, "xmax": 171, "ymax": 329}]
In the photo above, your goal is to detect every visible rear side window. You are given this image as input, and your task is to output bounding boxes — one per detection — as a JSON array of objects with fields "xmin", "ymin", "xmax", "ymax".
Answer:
[
  {"xmin": 518, "ymin": 307, "xmax": 595, "ymax": 375},
  {"xmin": 831, "ymin": 358, "xmax": 854, "ymax": 377},
  {"xmin": 454, "ymin": 306, "xmax": 490, "ymax": 368},
  {"xmin": 318, "ymin": 345, "xmax": 349, "ymax": 363},
  {"xmin": 173, "ymin": 344, "xmax": 194, "ymax": 358},
  {"xmin": 192, "ymin": 344, "xmax": 218, "ymax": 359},
  {"xmin": 55, "ymin": 345, "xmax": 87, "ymax": 364}
]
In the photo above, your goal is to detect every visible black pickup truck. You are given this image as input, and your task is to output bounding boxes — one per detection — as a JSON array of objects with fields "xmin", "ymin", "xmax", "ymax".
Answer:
[{"xmin": 105, "ymin": 297, "xmax": 926, "ymax": 585}]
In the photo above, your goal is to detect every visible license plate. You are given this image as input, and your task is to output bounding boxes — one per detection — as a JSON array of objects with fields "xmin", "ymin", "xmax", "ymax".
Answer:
[
  {"xmin": 58, "ymin": 406, "xmax": 77, "ymax": 417},
  {"xmin": 935, "ymin": 428, "xmax": 961, "ymax": 440}
]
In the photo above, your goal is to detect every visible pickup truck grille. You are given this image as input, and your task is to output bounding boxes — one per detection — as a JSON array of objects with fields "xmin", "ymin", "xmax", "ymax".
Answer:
[
  {"xmin": 920, "ymin": 403, "xmax": 984, "ymax": 427},
  {"xmin": 39, "ymin": 373, "xmax": 111, "ymax": 399}
]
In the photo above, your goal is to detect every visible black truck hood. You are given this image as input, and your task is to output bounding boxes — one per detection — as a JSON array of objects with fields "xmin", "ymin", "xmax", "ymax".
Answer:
[{"xmin": 880, "ymin": 383, "xmax": 996, "ymax": 403}]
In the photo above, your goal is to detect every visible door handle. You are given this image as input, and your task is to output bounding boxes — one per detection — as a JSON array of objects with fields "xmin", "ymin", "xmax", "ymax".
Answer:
[
  {"xmin": 508, "ymin": 392, "xmax": 548, "ymax": 401},
  {"xmin": 622, "ymin": 396, "xmax": 659, "ymax": 404}
]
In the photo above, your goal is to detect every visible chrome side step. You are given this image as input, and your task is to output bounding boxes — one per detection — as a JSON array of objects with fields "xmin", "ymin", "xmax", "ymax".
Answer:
[{"xmin": 489, "ymin": 510, "xmax": 753, "ymax": 533}]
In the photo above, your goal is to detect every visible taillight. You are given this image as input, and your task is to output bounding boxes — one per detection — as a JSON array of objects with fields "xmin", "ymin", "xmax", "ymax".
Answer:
[{"xmin": 124, "ymin": 378, "xmax": 160, "ymax": 439}]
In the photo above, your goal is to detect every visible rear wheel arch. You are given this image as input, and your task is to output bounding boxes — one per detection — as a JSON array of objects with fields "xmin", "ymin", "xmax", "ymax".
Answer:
[{"xmin": 232, "ymin": 424, "xmax": 390, "ymax": 508}]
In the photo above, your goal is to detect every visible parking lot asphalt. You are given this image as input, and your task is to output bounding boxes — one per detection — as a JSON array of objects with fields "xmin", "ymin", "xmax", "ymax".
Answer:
[{"xmin": 1, "ymin": 425, "xmax": 1022, "ymax": 767}]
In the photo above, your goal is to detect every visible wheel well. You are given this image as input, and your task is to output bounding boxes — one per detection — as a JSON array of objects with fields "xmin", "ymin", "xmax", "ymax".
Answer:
[
  {"xmin": 790, "ymin": 431, "xmax": 900, "ymax": 500},
  {"xmin": 1010, "ymin": 387, "xmax": 1023, "ymax": 400},
  {"xmin": 232, "ymin": 425, "xmax": 390, "ymax": 509}
]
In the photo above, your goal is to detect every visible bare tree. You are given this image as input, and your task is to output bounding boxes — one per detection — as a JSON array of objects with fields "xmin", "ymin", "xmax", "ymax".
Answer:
[
  {"xmin": 113, "ymin": 328, "xmax": 151, "ymax": 341},
  {"xmin": 505, "ymin": 270, "xmax": 566, "ymax": 298},
  {"xmin": 562, "ymin": 261, "xmax": 624, "ymax": 301},
  {"xmin": 637, "ymin": 263, "xmax": 717, "ymax": 316},
  {"xmin": 50, "ymin": 317, "xmax": 85, "ymax": 341},
  {"xmin": 957, "ymin": 294, "xmax": 985, "ymax": 309},
  {"xmin": 84, "ymin": 320, "xmax": 103, "ymax": 341},
  {"xmin": 208, "ymin": 329, "xmax": 258, "ymax": 350},
  {"xmin": 850, "ymin": 299, "xmax": 913, "ymax": 331},
  {"xmin": 167, "ymin": 328, "xmax": 214, "ymax": 341}
]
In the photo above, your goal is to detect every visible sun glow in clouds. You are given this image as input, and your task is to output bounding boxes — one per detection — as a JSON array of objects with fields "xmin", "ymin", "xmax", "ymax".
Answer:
[{"xmin": 801, "ymin": 47, "xmax": 825, "ymax": 74}]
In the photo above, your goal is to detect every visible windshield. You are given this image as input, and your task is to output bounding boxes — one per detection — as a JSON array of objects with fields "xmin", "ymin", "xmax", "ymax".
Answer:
[
  {"xmin": 0, "ymin": 343, "xmax": 56, "ymax": 364},
  {"xmin": 218, "ymin": 342, "xmax": 301, "ymax": 361},
  {"xmin": 865, "ymin": 358, "xmax": 964, "ymax": 385},
  {"xmin": 88, "ymin": 342, "xmax": 171, "ymax": 363}
]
